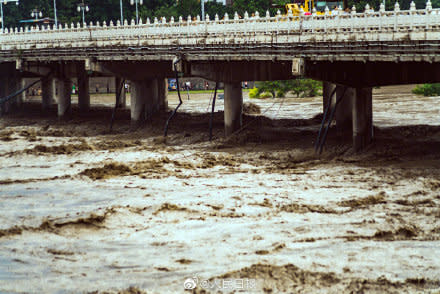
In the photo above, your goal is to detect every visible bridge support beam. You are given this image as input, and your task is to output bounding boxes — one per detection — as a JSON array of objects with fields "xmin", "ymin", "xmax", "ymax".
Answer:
[
  {"xmin": 323, "ymin": 82, "xmax": 336, "ymax": 113},
  {"xmin": 115, "ymin": 77, "xmax": 126, "ymax": 108},
  {"xmin": 131, "ymin": 80, "xmax": 145, "ymax": 124},
  {"xmin": 0, "ymin": 61, "xmax": 22, "ymax": 115},
  {"xmin": 149, "ymin": 79, "xmax": 158, "ymax": 116},
  {"xmin": 8, "ymin": 77, "xmax": 19, "ymax": 110},
  {"xmin": 157, "ymin": 78, "xmax": 168, "ymax": 112},
  {"xmin": 335, "ymin": 86, "xmax": 354, "ymax": 135},
  {"xmin": 224, "ymin": 82, "xmax": 243, "ymax": 136},
  {"xmin": 42, "ymin": 77, "xmax": 56, "ymax": 111},
  {"xmin": 0, "ymin": 77, "xmax": 8, "ymax": 115},
  {"xmin": 78, "ymin": 74, "xmax": 90, "ymax": 113},
  {"xmin": 352, "ymin": 87, "xmax": 373, "ymax": 152},
  {"xmin": 58, "ymin": 78, "xmax": 72, "ymax": 119},
  {"xmin": 18, "ymin": 78, "xmax": 26, "ymax": 108},
  {"xmin": 130, "ymin": 79, "xmax": 156, "ymax": 125}
]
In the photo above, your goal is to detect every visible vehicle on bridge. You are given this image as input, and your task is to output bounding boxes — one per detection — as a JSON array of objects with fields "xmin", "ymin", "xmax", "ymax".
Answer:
[
  {"xmin": 277, "ymin": 0, "xmax": 343, "ymax": 16},
  {"xmin": 168, "ymin": 79, "xmax": 177, "ymax": 91}
]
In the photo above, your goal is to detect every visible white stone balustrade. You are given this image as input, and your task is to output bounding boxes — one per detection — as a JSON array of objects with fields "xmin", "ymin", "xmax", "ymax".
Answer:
[{"xmin": 1, "ymin": 2, "xmax": 440, "ymax": 51}]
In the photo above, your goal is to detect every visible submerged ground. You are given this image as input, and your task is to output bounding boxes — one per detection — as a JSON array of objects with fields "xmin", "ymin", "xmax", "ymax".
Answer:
[{"xmin": 0, "ymin": 86, "xmax": 439, "ymax": 293}]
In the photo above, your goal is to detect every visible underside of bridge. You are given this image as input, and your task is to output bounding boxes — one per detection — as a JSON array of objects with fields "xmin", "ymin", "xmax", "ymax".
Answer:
[
  {"xmin": 306, "ymin": 61, "xmax": 440, "ymax": 87},
  {"xmin": 1, "ymin": 58, "xmax": 438, "ymax": 152}
]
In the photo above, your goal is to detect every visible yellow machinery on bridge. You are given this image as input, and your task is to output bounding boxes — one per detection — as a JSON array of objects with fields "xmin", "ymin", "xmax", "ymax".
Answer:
[{"xmin": 278, "ymin": 0, "xmax": 344, "ymax": 16}]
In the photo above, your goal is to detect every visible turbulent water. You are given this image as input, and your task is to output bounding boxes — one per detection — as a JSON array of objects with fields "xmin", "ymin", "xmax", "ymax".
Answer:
[{"xmin": 0, "ymin": 86, "xmax": 439, "ymax": 293}]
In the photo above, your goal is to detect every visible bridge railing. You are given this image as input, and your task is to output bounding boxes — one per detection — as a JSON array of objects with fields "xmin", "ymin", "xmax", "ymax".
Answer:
[{"xmin": 1, "ymin": 1, "xmax": 440, "ymax": 49}]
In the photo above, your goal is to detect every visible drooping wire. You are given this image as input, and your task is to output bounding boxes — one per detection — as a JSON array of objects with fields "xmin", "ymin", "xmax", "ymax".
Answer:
[
  {"xmin": 0, "ymin": 79, "xmax": 42, "ymax": 106},
  {"xmin": 315, "ymin": 87, "xmax": 347, "ymax": 155},
  {"xmin": 163, "ymin": 59, "xmax": 183, "ymax": 137},
  {"xmin": 314, "ymin": 86, "xmax": 337, "ymax": 151},
  {"xmin": 109, "ymin": 78, "xmax": 125, "ymax": 132},
  {"xmin": 208, "ymin": 82, "xmax": 218, "ymax": 141}
]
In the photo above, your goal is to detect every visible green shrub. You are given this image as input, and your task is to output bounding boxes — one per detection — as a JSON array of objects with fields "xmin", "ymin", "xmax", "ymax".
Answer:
[
  {"xmin": 248, "ymin": 87, "xmax": 260, "ymax": 98},
  {"xmin": 412, "ymin": 84, "xmax": 440, "ymax": 96},
  {"xmin": 276, "ymin": 90, "xmax": 286, "ymax": 98},
  {"xmin": 259, "ymin": 92, "xmax": 273, "ymax": 99},
  {"xmin": 301, "ymin": 79, "xmax": 322, "ymax": 97},
  {"xmin": 254, "ymin": 79, "xmax": 322, "ymax": 98}
]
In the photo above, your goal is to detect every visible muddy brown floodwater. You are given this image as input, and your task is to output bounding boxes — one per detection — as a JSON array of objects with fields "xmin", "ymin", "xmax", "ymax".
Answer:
[{"xmin": 0, "ymin": 85, "xmax": 439, "ymax": 294}]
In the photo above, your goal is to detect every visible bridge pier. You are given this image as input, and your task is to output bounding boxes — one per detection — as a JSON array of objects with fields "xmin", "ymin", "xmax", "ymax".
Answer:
[
  {"xmin": 157, "ymin": 78, "xmax": 168, "ymax": 112},
  {"xmin": 77, "ymin": 64, "xmax": 90, "ymax": 112},
  {"xmin": 131, "ymin": 80, "xmax": 145, "ymax": 124},
  {"xmin": 335, "ymin": 86, "xmax": 354, "ymax": 135},
  {"xmin": 58, "ymin": 78, "xmax": 72, "ymax": 119},
  {"xmin": 224, "ymin": 82, "xmax": 243, "ymax": 136},
  {"xmin": 130, "ymin": 79, "xmax": 157, "ymax": 125},
  {"xmin": 0, "ymin": 76, "xmax": 8, "ymax": 115},
  {"xmin": 149, "ymin": 79, "xmax": 158, "ymax": 116},
  {"xmin": 18, "ymin": 78, "xmax": 26, "ymax": 108},
  {"xmin": 323, "ymin": 82, "xmax": 336, "ymax": 113},
  {"xmin": 352, "ymin": 87, "xmax": 373, "ymax": 152},
  {"xmin": 42, "ymin": 77, "xmax": 57, "ymax": 111},
  {"xmin": 8, "ymin": 77, "xmax": 18, "ymax": 109},
  {"xmin": 115, "ymin": 77, "xmax": 126, "ymax": 108},
  {"xmin": 0, "ymin": 63, "xmax": 21, "ymax": 114}
]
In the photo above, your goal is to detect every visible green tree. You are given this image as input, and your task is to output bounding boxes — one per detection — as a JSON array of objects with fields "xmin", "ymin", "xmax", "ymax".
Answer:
[
  {"xmin": 232, "ymin": 0, "xmax": 271, "ymax": 16},
  {"xmin": 412, "ymin": 84, "xmax": 440, "ymax": 96},
  {"xmin": 253, "ymin": 79, "xmax": 322, "ymax": 98}
]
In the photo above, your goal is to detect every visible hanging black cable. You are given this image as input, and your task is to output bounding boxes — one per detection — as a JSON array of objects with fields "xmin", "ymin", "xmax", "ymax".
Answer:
[
  {"xmin": 208, "ymin": 82, "xmax": 219, "ymax": 141},
  {"xmin": 0, "ymin": 79, "xmax": 41, "ymax": 106},
  {"xmin": 317, "ymin": 87, "xmax": 348, "ymax": 155},
  {"xmin": 163, "ymin": 59, "xmax": 183, "ymax": 137},
  {"xmin": 314, "ymin": 86, "xmax": 337, "ymax": 151},
  {"xmin": 109, "ymin": 78, "xmax": 125, "ymax": 132}
]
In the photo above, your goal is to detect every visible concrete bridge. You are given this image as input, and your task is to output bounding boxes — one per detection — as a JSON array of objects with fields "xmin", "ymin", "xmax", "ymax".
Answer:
[{"xmin": 1, "ymin": 1, "xmax": 440, "ymax": 150}]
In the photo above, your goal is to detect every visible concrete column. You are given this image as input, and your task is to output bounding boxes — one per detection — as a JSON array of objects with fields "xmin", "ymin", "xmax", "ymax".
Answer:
[
  {"xmin": 58, "ymin": 78, "xmax": 72, "ymax": 118},
  {"xmin": 18, "ymin": 78, "xmax": 26, "ymax": 107},
  {"xmin": 0, "ymin": 77, "xmax": 8, "ymax": 115},
  {"xmin": 157, "ymin": 78, "xmax": 168, "ymax": 111},
  {"xmin": 52, "ymin": 78, "xmax": 59, "ymax": 103},
  {"xmin": 0, "ymin": 63, "xmax": 18, "ymax": 114},
  {"xmin": 224, "ymin": 82, "xmax": 243, "ymax": 136},
  {"xmin": 323, "ymin": 81, "xmax": 336, "ymax": 113},
  {"xmin": 42, "ymin": 77, "xmax": 56, "ymax": 111},
  {"xmin": 131, "ymin": 80, "xmax": 145, "ymax": 123},
  {"xmin": 150, "ymin": 79, "xmax": 159, "ymax": 114},
  {"xmin": 335, "ymin": 85, "xmax": 354, "ymax": 135},
  {"xmin": 0, "ymin": 75, "xmax": 21, "ymax": 113},
  {"xmin": 77, "ymin": 63, "xmax": 90, "ymax": 112},
  {"xmin": 352, "ymin": 87, "xmax": 373, "ymax": 152},
  {"xmin": 7, "ymin": 76, "xmax": 18, "ymax": 110},
  {"xmin": 115, "ymin": 77, "xmax": 126, "ymax": 108}
]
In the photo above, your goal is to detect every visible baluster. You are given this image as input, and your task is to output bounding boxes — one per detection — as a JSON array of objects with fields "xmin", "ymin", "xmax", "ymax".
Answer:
[
  {"xmin": 394, "ymin": 2, "xmax": 400, "ymax": 31},
  {"xmin": 426, "ymin": 0, "xmax": 432, "ymax": 30}
]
